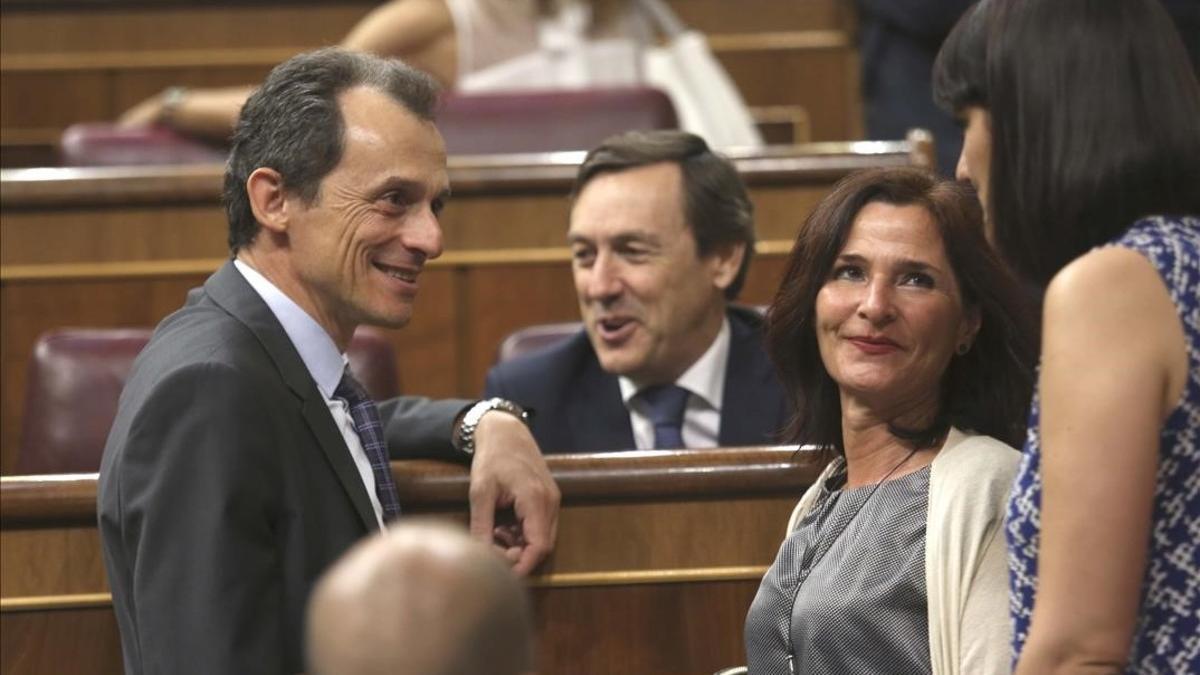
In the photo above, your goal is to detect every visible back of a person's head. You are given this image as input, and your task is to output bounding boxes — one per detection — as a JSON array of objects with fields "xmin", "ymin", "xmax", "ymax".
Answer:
[
  {"xmin": 307, "ymin": 521, "xmax": 534, "ymax": 675},
  {"xmin": 935, "ymin": 0, "xmax": 1200, "ymax": 284}
]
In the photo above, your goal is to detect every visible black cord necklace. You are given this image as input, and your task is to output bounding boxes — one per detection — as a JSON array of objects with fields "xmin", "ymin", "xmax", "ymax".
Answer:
[{"xmin": 781, "ymin": 445, "xmax": 921, "ymax": 675}]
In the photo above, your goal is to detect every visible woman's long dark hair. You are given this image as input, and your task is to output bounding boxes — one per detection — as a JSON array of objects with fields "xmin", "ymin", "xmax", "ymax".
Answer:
[
  {"xmin": 766, "ymin": 167, "xmax": 1037, "ymax": 452},
  {"xmin": 933, "ymin": 0, "xmax": 1200, "ymax": 285}
]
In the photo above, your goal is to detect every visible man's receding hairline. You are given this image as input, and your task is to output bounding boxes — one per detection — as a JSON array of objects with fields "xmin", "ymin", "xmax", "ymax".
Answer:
[{"xmin": 336, "ymin": 84, "xmax": 440, "ymax": 132}]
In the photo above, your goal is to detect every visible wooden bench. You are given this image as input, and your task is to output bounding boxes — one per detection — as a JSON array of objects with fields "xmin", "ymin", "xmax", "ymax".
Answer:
[
  {"xmin": 0, "ymin": 446, "xmax": 832, "ymax": 675},
  {"xmin": 0, "ymin": 0, "xmax": 859, "ymax": 166}
]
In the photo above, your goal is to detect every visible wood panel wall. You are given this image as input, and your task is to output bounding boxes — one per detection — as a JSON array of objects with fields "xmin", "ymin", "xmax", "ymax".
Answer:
[
  {"xmin": 0, "ymin": 447, "xmax": 833, "ymax": 675},
  {"xmin": 0, "ymin": 0, "xmax": 861, "ymax": 165}
]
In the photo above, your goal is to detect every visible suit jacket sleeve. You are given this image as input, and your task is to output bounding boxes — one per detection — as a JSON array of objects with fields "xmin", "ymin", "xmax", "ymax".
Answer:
[
  {"xmin": 377, "ymin": 396, "xmax": 473, "ymax": 461},
  {"xmin": 114, "ymin": 362, "xmax": 286, "ymax": 674},
  {"xmin": 483, "ymin": 365, "xmax": 507, "ymax": 399}
]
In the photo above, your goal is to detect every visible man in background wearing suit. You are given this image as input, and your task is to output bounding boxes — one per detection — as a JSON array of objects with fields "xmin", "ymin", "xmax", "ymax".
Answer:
[
  {"xmin": 485, "ymin": 130, "xmax": 789, "ymax": 453},
  {"xmin": 98, "ymin": 48, "xmax": 558, "ymax": 674}
]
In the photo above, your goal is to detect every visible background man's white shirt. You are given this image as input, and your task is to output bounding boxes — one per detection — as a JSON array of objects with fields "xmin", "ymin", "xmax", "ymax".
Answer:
[{"xmin": 618, "ymin": 317, "xmax": 730, "ymax": 450}]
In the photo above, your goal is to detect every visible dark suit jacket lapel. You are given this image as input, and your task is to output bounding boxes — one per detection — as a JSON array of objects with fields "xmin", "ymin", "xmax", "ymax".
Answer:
[
  {"xmin": 719, "ymin": 308, "xmax": 788, "ymax": 446},
  {"xmin": 204, "ymin": 261, "xmax": 377, "ymax": 531},
  {"xmin": 566, "ymin": 340, "xmax": 635, "ymax": 452}
]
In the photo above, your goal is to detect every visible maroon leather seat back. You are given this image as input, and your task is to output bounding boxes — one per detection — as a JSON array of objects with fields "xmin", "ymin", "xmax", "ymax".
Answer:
[
  {"xmin": 347, "ymin": 326, "xmax": 401, "ymax": 403},
  {"xmin": 17, "ymin": 329, "xmax": 152, "ymax": 474},
  {"xmin": 17, "ymin": 327, "xmax": 402, "ymax": 475},
  {"xmin": 438, "ymin": 87, "xmax": 678, "ymax": 155},
  {"xmin": 58, "ymin": 87, "xmax": 676, "ymax": 167},
  {"xmin": 59, "ymin": 123, "xmax": 226, "ymax": 167},
  {"xmin": 496, "ymin": 321, "xmax": 582, "ymax": 364}
]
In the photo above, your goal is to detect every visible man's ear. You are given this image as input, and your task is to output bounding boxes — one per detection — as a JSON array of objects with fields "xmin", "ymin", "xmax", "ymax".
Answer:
[
  {"xmin": 708, "ymin": 241, "xmax": 747, "ymax": 292},
  {"xmin": 246, "ymin": 167, "xmax": 290, "ymax": 235}
]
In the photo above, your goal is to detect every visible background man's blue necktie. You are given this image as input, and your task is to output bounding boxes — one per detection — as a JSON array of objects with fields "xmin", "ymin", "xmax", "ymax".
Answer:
[
  {"xmin": 335, "ymin": 371, "xmax": 402, "ymax": 522},
  {"xmin": 637, "ymin": 384, "xmax": 691, "ymax": 449}
]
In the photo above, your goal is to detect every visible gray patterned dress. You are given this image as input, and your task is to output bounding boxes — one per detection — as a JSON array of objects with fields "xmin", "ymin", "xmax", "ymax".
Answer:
[{"xmin": 745, "ymin": 460, "xmax": 932, "ymax": 675}]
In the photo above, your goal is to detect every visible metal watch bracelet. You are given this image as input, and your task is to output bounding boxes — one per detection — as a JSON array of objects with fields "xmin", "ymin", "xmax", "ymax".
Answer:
[{"xmin": 454, "ymin": 397, "xmax": 530, "ymax": 456}]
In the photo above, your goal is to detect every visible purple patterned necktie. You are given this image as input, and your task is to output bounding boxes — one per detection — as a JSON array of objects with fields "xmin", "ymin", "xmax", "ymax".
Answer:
[
  {"xmin": 637, "ymin": 384, "xmax": 691, "ymax": 449},
  {"xmin": 334, "ymin": 370, "xmax": 402, "ymax": 522}
]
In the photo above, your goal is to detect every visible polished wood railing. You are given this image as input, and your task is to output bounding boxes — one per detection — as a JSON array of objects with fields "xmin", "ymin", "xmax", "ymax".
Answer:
[{"xmin": 1, "ymin": 446, "xmax": 831, "ymax": 675}]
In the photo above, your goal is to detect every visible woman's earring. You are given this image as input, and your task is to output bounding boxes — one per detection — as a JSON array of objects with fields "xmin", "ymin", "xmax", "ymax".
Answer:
[{"xmin": 956, "ymin": 342, "xmax": 971, "ymax": 356}]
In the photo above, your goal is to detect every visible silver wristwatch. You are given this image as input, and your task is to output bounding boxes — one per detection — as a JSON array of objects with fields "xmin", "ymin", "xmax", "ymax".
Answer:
[{"xmin": 454, "ymin": 397, "xmax": 530, "ymax": 456}]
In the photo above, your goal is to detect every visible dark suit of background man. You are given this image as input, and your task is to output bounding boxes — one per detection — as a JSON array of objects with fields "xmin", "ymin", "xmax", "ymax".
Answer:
[
  {"xmin": 485, "ymin": 130, "xmax": 789, "ymax": 452},
  {"xmin": 97, "ymin": 48, "xmax": 559, "ymax": 675}
]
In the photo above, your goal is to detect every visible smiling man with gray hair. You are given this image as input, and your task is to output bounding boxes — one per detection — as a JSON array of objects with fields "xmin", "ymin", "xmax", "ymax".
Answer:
[{"xmin": 98, "ymin": 48, "xmax": 559, "ymax": 674}]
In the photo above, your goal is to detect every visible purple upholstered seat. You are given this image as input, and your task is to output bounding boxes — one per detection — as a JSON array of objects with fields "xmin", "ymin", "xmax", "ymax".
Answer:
[
  {"xmin": 59, "ymin": 123, "xmax": 227, "ymax": 167},
  {"xmin": 496, "ymin": 321, "xmax": 582, "ymax": 364},
  {"xmin": 58, "ymin": 87, "xmax": 677, "ymax": 166},
  {"xmin": 16, "ymin": 326, "xmax": 401, "ymax": 474}
]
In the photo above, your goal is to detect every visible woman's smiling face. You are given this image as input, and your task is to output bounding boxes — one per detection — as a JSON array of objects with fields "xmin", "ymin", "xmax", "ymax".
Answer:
[{"xmin": 815, "ymin": 201, "xmax": 980, "ymax": 413}]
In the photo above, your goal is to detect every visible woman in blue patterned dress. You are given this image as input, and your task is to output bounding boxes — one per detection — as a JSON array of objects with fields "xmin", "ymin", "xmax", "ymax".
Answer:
[{"xmin": 933, "ymin": 0, "xmax": 1200, "ymax": 672}]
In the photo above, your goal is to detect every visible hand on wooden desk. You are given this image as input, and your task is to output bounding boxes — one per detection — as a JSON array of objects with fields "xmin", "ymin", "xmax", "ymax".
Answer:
[{"xmin": 468, "ymin": 412, "xmax": 561, "ymax": 575}]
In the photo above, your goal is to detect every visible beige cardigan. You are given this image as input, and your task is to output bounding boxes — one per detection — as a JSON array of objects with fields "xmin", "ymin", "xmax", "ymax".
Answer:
[{"xmin": 785, "ymin": 427, "xmax": 1017, "ymax": 675}]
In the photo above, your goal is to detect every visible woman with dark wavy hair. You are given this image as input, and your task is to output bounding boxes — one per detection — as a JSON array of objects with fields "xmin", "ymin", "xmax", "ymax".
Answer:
[
  {"xmin": 743, "ymin": 166, "xmax": 1036, "ymax": 675},
  {"xmin": 934, "ymin": 0, "xmax": 1200, "ymax": 671}
]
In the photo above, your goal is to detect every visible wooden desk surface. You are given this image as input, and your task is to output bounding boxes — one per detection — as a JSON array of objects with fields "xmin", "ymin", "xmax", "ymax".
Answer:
[{"xmin": 1, "ymin": 446, "xmax": 831, "ymax": 675}]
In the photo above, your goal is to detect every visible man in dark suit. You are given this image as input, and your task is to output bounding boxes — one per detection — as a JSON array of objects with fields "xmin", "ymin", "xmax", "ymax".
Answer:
[
  {"xmin": 485, "ymin": 131, "xmax": 789, "ymax": 453},
  {"xmin": 97, "ymin": 49, "xmax": 558, "ymax": 674}
]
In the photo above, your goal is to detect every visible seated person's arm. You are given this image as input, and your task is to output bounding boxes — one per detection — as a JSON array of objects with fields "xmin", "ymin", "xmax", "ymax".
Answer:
[
  {"xmin": 118, "ymin": 84, "xmax": 256, "ymax": 142},
  {"xmin": 379, "ymin": 395, "xmax": 473, "ymax": 460},
  {"xmin": 117, "ymin": 0, "xmax": 455, "ymax": 141},
  {"xmin": 341, "ymin": 0, "xmax": 456, "ymax": 84}
]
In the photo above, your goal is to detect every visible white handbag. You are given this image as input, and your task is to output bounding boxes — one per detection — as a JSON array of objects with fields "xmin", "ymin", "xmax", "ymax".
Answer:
[
  {"xmin": 637, "ymin": 0, "xmax": 764, "ymax": 149},
  {"xmin": 456, "ymin": 0, "xmax": 762, "ymax": 149}
]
